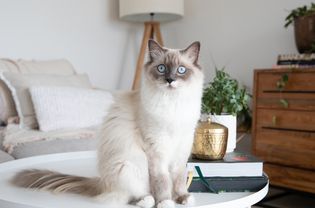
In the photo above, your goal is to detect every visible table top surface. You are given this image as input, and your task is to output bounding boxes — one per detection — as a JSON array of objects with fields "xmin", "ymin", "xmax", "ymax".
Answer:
[{"xmin": 0, "ymin": 151, "xmax": 268, "ymax": 208}]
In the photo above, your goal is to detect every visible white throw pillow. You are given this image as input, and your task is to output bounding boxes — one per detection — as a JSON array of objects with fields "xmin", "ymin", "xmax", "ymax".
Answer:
[
  {"xmin": 0, "ymin": 59, "xmax": 76, "ymax": 124},
  {"xmin": 0, "ymin": 72, "xmax": 92, "ymax": 129},
  {"xmin": 29, "ymin": 86, "xmax": 113, "ymax": 131}
]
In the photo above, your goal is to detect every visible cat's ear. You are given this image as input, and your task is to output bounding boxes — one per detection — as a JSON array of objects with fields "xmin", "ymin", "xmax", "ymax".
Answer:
[
  {"xmin": 148, "ymin": 39, "xmax": 166, "ymax": 60},
  {"xmin": 181, "ymin": 41, "xmax": 200, "ymax": 64}
]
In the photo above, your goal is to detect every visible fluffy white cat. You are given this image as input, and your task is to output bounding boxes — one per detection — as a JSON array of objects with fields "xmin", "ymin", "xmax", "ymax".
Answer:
[{"xmin": 12, "ymin": 40, "xmax": 204, "ymax": 208}]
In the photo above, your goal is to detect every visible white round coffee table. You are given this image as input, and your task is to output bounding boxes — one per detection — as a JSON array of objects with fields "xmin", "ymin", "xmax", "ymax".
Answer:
[{"xmin": 0, "ymin": 151, "xmax": 268, "ymax": 208}]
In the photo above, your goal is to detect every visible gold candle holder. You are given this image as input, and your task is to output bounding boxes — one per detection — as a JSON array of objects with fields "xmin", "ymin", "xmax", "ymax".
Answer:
[{"xmin": 192, "ymin": 118, "xmax": 228, "ymax": 160}]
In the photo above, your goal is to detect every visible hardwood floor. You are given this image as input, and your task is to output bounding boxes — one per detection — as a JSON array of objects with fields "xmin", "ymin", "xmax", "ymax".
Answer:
[{"xmin": 253, "ymin": 186, "xmax": 315, "ymax": 208}]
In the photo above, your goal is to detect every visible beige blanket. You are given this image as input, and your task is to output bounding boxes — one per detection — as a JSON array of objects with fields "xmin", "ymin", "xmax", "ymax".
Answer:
[{"xmin": 1, "ymin": 123, "xmax": 98, "ymax": 154}]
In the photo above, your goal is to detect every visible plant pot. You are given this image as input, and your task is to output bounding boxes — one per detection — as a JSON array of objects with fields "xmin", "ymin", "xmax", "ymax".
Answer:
[
  {"xmin": 208, "ymin": 114, "xmax": 236, "ymax": 153},
  {"xmin": 294, "ymin": 13, "xmax": 315, "ymax": 53}
]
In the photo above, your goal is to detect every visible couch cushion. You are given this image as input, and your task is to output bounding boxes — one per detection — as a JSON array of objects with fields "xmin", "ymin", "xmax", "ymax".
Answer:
[
  {"xmin": 0, "ymin": 59, "xmax": 77, "ymax": 124},
  {"xmin": 0, "ymin": 73, "xmax": 92, "ymax": 129},
  {"xmin": 0, "ymin": 80, "xmax": 16, "ymax": 124},
  {"xmin": 0, "ymin": 149, "xmax": 14, "ymax": 163},
  {"xmin": 11, "ymin": 138, "xmax": 97, "ymax": 159},
  {"xmin": 0, "ymin": 128, "xmax": 4, "ymax": 151},
  {"xmin": 30, "ymin": 86, "xmax": 113, "ymax": 131},
  {"xmin": 16, "ymin": 59, "xmax": 76, "ymax": 75}
]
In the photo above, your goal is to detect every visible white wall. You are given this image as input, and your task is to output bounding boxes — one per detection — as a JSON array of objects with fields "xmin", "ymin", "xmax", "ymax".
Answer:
[
  {"xmin": 161, "ymin": 0, "xmax": 314, "ymax": 91},
  {"xmin": 0, "ymin": 0, "xmax": 141, "ymax": 90},
  {"xmin": 0, "ymin": 0, "xmax": 313, "ymax": 91}
]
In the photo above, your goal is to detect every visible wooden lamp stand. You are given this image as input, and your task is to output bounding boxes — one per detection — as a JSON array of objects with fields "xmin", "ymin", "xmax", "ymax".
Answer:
[{"xmin": 132, "ymin": 21, "xmax": 164, "ymax": 90}]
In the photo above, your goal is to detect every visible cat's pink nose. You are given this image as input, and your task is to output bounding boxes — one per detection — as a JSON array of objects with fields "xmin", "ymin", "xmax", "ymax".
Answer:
[{"xmin": 166, "ymin": 78, "xmax": 174, "ymax": 84}]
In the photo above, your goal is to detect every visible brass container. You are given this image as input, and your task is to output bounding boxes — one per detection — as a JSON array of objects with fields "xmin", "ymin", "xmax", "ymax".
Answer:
[{"xmin": 192, "ymin": 118, "xmax": 228, "ymax": 160}]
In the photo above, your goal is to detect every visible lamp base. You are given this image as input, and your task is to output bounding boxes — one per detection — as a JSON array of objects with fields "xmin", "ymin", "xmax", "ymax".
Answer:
[{"xmin": 132, "ymin": 21, "xmax": 163, "ymax": 90}]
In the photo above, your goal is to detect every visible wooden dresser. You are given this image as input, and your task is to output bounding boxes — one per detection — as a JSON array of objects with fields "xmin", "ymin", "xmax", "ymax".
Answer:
[{"xmin": 252, "ymin": 68, "xmax": 315, "ymax": 194}]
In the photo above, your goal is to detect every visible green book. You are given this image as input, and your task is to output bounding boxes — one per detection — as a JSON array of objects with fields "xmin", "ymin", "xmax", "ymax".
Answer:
[{"xmin": 188, "ymin": 174, "xmax": 268, "ymax": 193}]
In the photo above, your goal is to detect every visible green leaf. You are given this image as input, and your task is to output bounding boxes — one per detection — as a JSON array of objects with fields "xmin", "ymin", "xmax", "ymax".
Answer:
[
  {"xmin": 284, "ymin": 3, "xmax": 315, "ymax": 28},
  {"xmin": 279, "ymin": 99, "xmax": 289, "ymax": 108},
  {"xmin": 282, "ymin": 74, "xmax": 289, "ymax": 83},
  {"xmin": 277, "ymin": 81, "xmax": 285, "ymax": 89},
  {"xmin": 201, "ymin": 67, "xmax": 251, "ymax": 116}
]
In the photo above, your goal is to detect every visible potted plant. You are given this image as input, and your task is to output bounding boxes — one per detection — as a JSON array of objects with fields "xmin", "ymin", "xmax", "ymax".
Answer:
[
  {"xmin": 285, "ymin": 3, "xmax": 315, "ymax": 53},
  {"xmin": 201, "ymin": 68, "xmax": 251, "ymax": 152}
]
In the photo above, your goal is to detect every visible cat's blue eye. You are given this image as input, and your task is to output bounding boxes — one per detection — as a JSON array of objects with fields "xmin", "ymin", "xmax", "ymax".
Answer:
[
  {"xmin": 157, "ymin": 64, "xmax": 166, "ymax": 73},
  {"xmin": 177, "ymin": 66, "xmax": 186, "ymax": 74}
]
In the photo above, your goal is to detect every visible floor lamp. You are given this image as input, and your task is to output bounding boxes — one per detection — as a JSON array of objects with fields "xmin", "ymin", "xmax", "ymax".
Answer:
[{"xmin": 119, "ymin": 0, "xmax": 184, "ymax": 90}]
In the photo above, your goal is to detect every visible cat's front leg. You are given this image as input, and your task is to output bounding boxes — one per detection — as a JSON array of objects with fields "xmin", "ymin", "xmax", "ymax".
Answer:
[
  {"xmin": 172, "ymin": 166, "xmax": 195, "ymax": 205},
  {"xmin": 148, "ymin": 157, "xmax": 175, "ymax": 208}
]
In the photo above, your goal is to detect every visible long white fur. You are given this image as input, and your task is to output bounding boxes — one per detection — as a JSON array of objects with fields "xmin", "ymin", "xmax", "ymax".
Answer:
[
  {"xmin": 97, "ymin": 42, "xmax": 204, "ymax": 208},
  {"xmin": 11, "ymin": 41, "xmax": 203, "ymax": 208}
]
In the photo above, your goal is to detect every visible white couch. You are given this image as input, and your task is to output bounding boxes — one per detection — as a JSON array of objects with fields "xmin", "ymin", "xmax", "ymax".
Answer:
[{"xmin": 0, "ymin": 59, "xmax": 111, "ymax": 163}]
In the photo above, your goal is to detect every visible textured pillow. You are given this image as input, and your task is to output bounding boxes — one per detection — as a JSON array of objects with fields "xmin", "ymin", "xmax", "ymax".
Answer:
[
  {"xmin": 0, "ymin": 72, "xmax": 92, "ymax": 129},
  {"xmin": 29, "ymin": 86, "xmax": 113, "ymax": 131},
  {"xmin": 0, "ymin": 81, "xmax": 17, "ymax": 124},
  {"xmin": 0, "ymin": 59, "xmax": 76, "ymax": 124}
]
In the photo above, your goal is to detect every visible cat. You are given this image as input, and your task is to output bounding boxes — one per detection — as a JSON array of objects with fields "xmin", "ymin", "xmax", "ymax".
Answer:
[{"xmin": 11, "ymin": 40, "xmax": 204, "ymax": 208}]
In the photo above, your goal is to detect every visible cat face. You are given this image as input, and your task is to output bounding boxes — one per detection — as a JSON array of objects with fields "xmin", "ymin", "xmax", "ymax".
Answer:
[{"xmin": 144, "ymin": 40, "xmax": 202, "ymax": 90}]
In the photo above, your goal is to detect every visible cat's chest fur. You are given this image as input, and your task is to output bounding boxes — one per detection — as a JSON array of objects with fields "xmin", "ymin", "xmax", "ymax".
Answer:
[
  {"xmin": 141, "ymin": 91, "xmax": 200, "ymax": 128},
  {"xmin": 138, "ymin": 84, "xmax": 202, "ymax": 163}
]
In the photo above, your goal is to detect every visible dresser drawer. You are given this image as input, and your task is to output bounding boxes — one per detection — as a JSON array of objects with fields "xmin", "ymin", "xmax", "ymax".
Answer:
[
  {"xmin": 256, "ymin": 98, "xmax": 315, "ymax": 110},
  {"xmin": 255, "ymin": 72, "xmax": 315, "ymax": 103},
  {"xmin": 253, "ymin": 69, "xmax": 315, "ymax": 194},
  {"xmin": 264, "ymin": 163, "xmax": 315, "ymax": 194},
  {"xmin": 256, "ymin": 109, "xmax": 315, "ymax": 132},
  {"xmin": 257, "ymin": 71, "xmax": 315, "ymax": 93},
  {"xmin": 254, "ymin": 128, "xmax": 315, "ymax": 169}
]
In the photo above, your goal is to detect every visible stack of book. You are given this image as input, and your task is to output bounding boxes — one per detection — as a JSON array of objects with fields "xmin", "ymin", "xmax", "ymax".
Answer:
[
  {"xmin": 186, "ymin": 151, "xmax": 267, "ymax": 193},
  {"xmin": 274, "ymin": 53, "xmax": 315, "ymax": 69}
]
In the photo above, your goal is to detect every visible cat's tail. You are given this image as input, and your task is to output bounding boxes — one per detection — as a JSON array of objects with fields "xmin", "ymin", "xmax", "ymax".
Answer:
[{"xmin": 11, "ymin": 169, "xmax": 103, "ymax": 197}]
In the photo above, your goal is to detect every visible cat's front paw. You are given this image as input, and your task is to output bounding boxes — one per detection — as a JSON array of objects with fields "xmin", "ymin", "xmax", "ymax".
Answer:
[
  {"xmin": 157, "ymin": 199, "xmax": 175, "ymax": 208},
  {"xmin": 136, "ymin": 195, "xmax": 155, "ymax": 208},
  {"xmin": 176, "ymin": 193, "xmax": 195, "ymax": 205}
]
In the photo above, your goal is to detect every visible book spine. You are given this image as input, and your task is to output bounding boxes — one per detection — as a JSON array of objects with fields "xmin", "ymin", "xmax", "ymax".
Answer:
[
  {"xmin": 188, "ymin": 177, "xmax": 268, "ymax": 193},
  {"xmin": 186, "ymin": 164, "xmax": 263, "ymax": 177},
  {"xmin": 277, "ymin": 60, "xmax": 315, "ymax": 65},
  {"xmin": 272, "ymin": 64, "xmax": 315, "ymax": 69},
  {"xmin": 277, "ymin": 54, "xmax": 315, "ymax": 66}
]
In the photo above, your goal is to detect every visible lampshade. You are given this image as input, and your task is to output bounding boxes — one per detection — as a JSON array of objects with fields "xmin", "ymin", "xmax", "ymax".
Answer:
[{"xmin": 119, "ymin": 0, "xmax": 184, "ymax": 22}]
